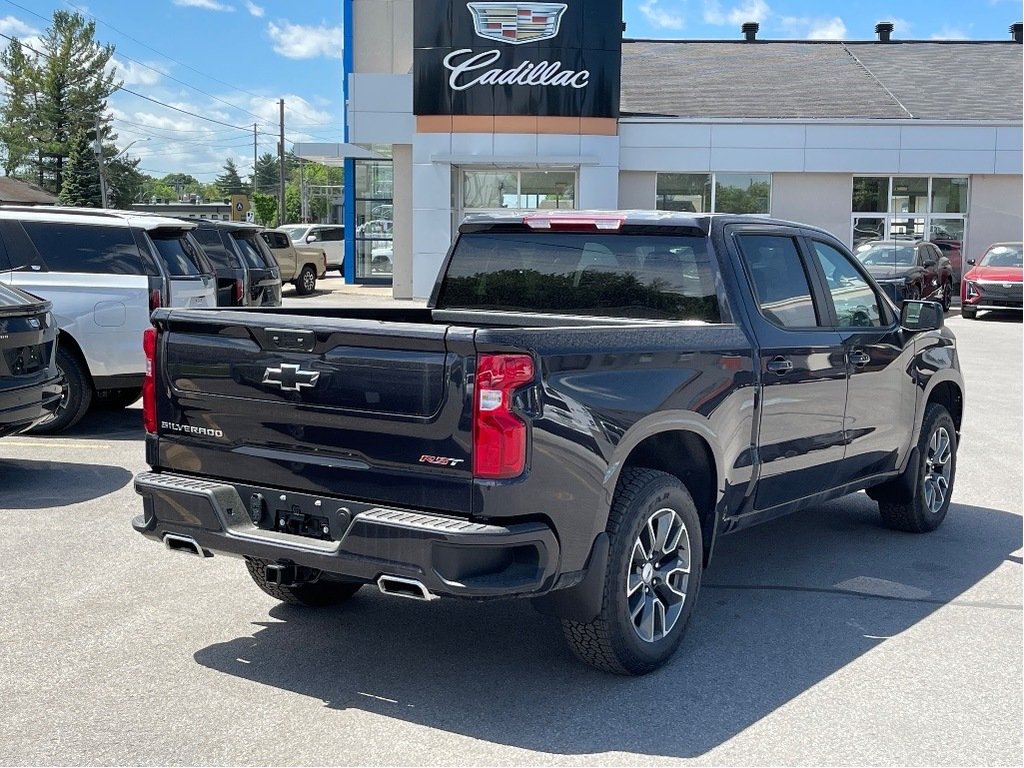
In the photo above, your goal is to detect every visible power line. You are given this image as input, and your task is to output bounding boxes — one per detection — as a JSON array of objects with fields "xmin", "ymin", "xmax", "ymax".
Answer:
[{"xmin": 0, "ymin": 30, "xmax": 251, "ymax": 132}]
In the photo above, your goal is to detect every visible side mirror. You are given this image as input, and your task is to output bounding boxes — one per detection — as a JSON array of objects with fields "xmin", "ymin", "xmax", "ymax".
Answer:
[
  {"xmin": 901, "ymin": 300, "xmax": 944, "ymax": 332},
  {"xmin": 966, "ymin": 258, "xmax": 976, "ymax": 266},
  {"xmin": 306, "ymin": 234, "xmax": 318, "ymax": 244},
  {"xmin": 923, "ymin": 259, "xmax": 936, "ymax": 268}
]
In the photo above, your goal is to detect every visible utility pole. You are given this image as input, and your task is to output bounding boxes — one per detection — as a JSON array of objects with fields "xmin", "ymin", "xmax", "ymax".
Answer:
[
  {"xmin": 278, "ymin": 99, "xmax": 286, "ymax": 226},
  {"xmin": 94, "ymin": 113, "xmax": 109, "ymax": 208},
  {"xmin": 253, "ymin": 123, "xmax": 258, "ymax": 196}
]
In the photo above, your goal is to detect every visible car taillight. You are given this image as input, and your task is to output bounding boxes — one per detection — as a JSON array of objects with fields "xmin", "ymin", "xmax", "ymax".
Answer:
[
  {"xmin": 149, "ymin": 288, "xmax": 163, "ymax": 313},
  {"xmin": 524, "ymin": 213, "xmax": 624, "ymax": 231},
  {"xmin": 233, "ymin": 278, "xmax": 244, "ymax": 305},
  {"xmin": 143, "ymin": 327, "xmax": 157, "ymax": 434},
  {"xmin": 473, "ymin": 354, "xmax": 534, "ymax": 479}
]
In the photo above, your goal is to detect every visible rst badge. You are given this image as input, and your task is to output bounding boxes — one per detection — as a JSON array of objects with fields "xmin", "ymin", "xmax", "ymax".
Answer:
[
  {"xmin": 262, "ymin": 363, "xmax": 320, "ymax": 393},
  {"xmin": 467, "ymin": 2, "xmax": 567, "ymax": 45}
]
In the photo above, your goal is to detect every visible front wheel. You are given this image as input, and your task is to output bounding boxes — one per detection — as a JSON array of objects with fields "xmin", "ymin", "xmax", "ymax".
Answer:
[
  {"xmin": 245, "ymin": 558, "xmax": 362, "ymax": 607},
  {"xmin": 941, "ymin": 282, "xmax": 952, "ymax": 312},
  {"xmin": 294, "ymin": 265, "xmax": 317, "ymax": 295},
  {"xmin": 878, "ymin": 404, "xmax": 957, "ymax": 532},
  {"xmin": 561, "ymin": 468, "xmax": 702, "ymax": 675}
]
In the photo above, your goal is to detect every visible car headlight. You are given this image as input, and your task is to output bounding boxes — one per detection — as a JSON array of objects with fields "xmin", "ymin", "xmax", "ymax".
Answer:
[{"xmin": 965, "ymin": 281, "xmax": 977, "ymax": 298}]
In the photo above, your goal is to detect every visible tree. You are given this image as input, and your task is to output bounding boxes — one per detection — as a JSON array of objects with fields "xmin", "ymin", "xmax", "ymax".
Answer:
[
  {"xmin": 215, "ymin": 158, "xmax": 244, "ymax": 197},
  {"xmin": 253, "ymin": 152, "xmax": 279, "ymax": 194},
  {"xmin": 251, "ymin": 191, "xmax": 278, "ymax": 227},
  {"xmin": 31, "ymin": 11, "xmax": 120, "ymax": 193},
  {"xmin": 142, "ymin": 177, "xmax": 176, "ymax": 203},
  {"xmin": 106, "ymin": 155, "xmax": 145, "ymax": 208},
  {"xmin": 0, "ymin": 40, "xmax": 36, "ymax": 176},
  {"xmin": 57, "ymin": 130, "xmax": 101, "ymax": 207}
]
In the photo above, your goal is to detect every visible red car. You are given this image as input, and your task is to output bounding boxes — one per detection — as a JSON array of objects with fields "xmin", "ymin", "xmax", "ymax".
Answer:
[{"xmin": 961, "ymin": 242, "xmax": 1023, "ymax": 319}]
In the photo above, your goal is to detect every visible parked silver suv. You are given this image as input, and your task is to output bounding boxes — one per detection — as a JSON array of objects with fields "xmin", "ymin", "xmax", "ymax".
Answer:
[{"xmin": 0, "ymin": 206, "xmax": 216, "ymax": 432}]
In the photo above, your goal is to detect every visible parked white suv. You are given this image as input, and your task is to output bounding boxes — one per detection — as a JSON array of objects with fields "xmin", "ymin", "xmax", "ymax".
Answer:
[
  {"xmin": 277, "ymin": 224, "xmax": 344, "ymax": 275},
  {"xmin": 0, "ymin": 206, "xmax": 216, "ymax": 432}
]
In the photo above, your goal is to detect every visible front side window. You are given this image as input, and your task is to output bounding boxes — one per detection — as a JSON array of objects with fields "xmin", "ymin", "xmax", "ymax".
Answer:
[
  {"xmin": 736, "ymin": 234, "xmax": 820, "ymax": 328},
  {"xmin": 812, "ymin": 241, "xmax": 882, "ymax": 328},
  {"xmin": 21, "ymin": 222, "xmax": 144, "ymax": 275}
]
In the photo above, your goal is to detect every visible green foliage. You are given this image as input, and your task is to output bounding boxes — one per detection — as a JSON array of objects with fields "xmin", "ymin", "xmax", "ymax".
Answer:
[
  {"xmin": 106, "ymin": 156, "xmax": 145, "ymax": 208},
  {"xmin": 251, "ymin": 191, "xmax": 279, "ymax": 227},
  {"xmin": 57, "ymin": 131, "xmax": 101, "ymax": 207},
  {"xmin": 0, "ymin": 11, "xmax": 120, "ymax": 192},
  {"xmin": 215, "ymin": 158, "xmax": 245, "ymax": 197},
  {"xmin": 714, "ymin": 180, "xmax": 771, "ymax": 214},
  {"xmin": 142, "ymin": 178, "xmax": 177, "ymax": 203}
]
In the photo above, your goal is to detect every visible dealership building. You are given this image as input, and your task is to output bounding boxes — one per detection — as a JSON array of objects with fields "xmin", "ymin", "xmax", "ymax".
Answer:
[{"xmin": 313, "ymin": 1, "xmax": 1023, "ymax": 297}]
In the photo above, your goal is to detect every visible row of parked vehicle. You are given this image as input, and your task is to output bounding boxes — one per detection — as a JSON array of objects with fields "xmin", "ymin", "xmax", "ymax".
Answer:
[{"xmin": 0, "ymin": 206, "xmax": 336, "ymax": 435}]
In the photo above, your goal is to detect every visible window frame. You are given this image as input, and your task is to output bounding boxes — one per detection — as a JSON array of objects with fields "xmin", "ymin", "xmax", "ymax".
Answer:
[
  {"xmin": 656, "ymin": 172, "xmax": 772, "ymax": 215},
  {"xmin": 803, "ymin": 236, "xmax": 894, "ymax": 329}
]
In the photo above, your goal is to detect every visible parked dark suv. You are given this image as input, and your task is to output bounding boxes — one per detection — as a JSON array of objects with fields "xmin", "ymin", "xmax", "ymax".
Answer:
[
  {"xmin": 188, "ymin": 220, "xmax": 282, "ymax": 307},
  {"xmin": 0, "ymin": 282, "xmax": 61, "ymax": 437}
]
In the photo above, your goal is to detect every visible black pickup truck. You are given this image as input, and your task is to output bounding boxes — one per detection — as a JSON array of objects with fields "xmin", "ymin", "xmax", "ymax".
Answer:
[{"xmin": 134, "ymin": 212, "xmax": 964, "ymax": 675}]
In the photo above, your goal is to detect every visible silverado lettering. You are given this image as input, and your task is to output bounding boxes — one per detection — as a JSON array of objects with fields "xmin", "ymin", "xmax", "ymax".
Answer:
[{"xmin": 134, "ymin": 211, "xmax": 964, "ymax": 675}]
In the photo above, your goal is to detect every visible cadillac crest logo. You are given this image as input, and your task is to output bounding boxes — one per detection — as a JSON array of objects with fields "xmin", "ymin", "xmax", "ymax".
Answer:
[{"xmin": 467, "ymin": 2, "xmax": 568, "ymax": 45}]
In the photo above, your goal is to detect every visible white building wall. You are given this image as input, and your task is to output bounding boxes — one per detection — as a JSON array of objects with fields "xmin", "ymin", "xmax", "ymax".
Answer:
[
  {"xmin": 965, "ymin": 175, "xmax": 1024, "ymax": 261},
  {"xmin": 771, "ymin": 174, "xmax": 854, "ymax": 245},
  {"xmin": 618, "ymin": 171, "xmax": 656, "ymax": 208}
]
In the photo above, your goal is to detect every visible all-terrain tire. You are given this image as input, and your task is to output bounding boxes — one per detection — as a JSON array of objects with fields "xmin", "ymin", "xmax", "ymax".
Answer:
[
  {"xmin": 561, "ymin": 468, "xmax": 703, "ymax": 675},
  {"xmin": 878, "ymin": 403, "xmax": 957, "ymax": 533},
  {"xmin": 27, "ymin": 345, "xmax": 92, "ymax": 434},
  {"xmin": 245, "ymin": 558, "xmax": 362, "ymax": 607}
]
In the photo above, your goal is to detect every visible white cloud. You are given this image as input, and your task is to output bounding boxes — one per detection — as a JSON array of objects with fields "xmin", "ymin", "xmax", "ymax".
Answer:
[
  {"xmin": 703, "ymin": 0, "xmax": 770, "ymax": 26},
  {"xmin": 780, "ymin": 15, "xmax": 846, "ymax": 40},
  {"xmin": 930, "ymin": 26, "xmax": 970, "ymax": 40},
  {"xmin": 110, "ymin": 57, "xmax": 166, "ymax": 86},
  {"xmin": 244, "ymin": 1, "xmax": 264, "ymax": 17},
  {"xmin": 172, "ymin": 0, "xmax": 235, "ymax": 12},
  {"xmin": 639, "ymin": 1, "xmax": 685, "ymax": 30},
  {"xmin": 0, "ymin": 15, "xmax": 38, "ymax": 38},
  {"xmin": 267, "ymin": 21, "xmax": 343, "ymax": 60}
]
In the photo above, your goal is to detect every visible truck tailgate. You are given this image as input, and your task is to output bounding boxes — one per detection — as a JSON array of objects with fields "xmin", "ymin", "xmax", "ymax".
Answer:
[{"xmin": 153, "ymin": 310, "xmax": 475, "ymax": 514}]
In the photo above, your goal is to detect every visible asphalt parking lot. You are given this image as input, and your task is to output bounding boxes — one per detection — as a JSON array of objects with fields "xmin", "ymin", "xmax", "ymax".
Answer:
[{"xmin": 0, "ymin": 297, "xmax": 1020, "ymax": 766}]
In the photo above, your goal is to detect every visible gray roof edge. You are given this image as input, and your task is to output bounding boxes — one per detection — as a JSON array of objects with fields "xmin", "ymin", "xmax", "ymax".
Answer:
[{"xmin": 618, "ymin": 116, "xmax": 1024, "ymax": 126}]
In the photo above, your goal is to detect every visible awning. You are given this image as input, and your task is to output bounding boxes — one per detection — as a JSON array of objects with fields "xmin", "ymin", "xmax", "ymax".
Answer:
[{"xmin": 291, "ymin": 143, "xmax": 386, "ymax": 165}]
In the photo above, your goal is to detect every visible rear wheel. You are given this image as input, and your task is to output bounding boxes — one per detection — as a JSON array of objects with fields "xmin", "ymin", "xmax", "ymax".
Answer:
[
  {"xmin": 27, "ymin": 346, "xmax": 92, "ymax": 434},
  {"xmin": 245, "ymin": 558, "xmax": 361, "ymax": 607},
  {"xmin": 294, "ymin": 265, "xmax": 317, "ymax": 295},
  {"xmin": 878, "ymin": 404, "xmax": 957, "ymax": 533},
  {"xmin": 941, "ymin": 281, "xmax": 952, "ymax": 312},
  {"xmin": 561, "ymin": 468, "xmax": 702, "ymax": 675}
]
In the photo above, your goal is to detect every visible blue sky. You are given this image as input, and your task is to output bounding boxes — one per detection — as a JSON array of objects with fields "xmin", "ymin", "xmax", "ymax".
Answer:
[{"xmin": 0, "ymin": 0, "xmax": 1019, "ymax": 179}]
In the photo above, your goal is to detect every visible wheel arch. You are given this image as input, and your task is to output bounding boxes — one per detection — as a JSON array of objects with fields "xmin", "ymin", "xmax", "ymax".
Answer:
[
  {"xmin": 607, "ymin": 415, "xmax": 724, "ymax": 567},
  {"xmin": 56, "ymin": 330, "xmax": 94, "ymax": 388},
  {"xmin": 925, "ymin": 378, "xmax": 964, "ymax": 436}
]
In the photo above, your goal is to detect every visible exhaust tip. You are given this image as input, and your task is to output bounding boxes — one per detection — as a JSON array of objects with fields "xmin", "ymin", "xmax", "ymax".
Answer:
[
  {"xmin": 377, "ymin": 575, "xmax": 438, "ymax": 601},
  {"xmin": 163, "ymin": 533, "xmax": 209, "ymax": 558}
]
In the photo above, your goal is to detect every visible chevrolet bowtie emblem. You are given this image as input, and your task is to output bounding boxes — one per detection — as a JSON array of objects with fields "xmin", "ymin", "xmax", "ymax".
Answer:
[
  {"xmin": 262, "ymin": 364, "xmax": 320, "ymax": 392},
  {"xmin": 467, "ymin": 2, "xmax": 568, "ymax": 45}
]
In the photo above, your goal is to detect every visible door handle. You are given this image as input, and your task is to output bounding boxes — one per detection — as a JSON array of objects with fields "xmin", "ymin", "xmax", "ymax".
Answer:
[
  {"xmin": 849, "ymin": 350, "xmax": 871, "ymax": 367},
  {"xmin": 766, "ymin": 356, "xmax": 793, "ymax": 375}
]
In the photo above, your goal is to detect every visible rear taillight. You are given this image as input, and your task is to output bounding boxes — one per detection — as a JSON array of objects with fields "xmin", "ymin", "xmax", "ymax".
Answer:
[
  {"xmin": 473, "ymin": 354, "xmax": 534, "ymax": 479},
  {"xmin": 233, "ymin": 278, "xmax": 244, "ymax": 305},
  {"xmin": 143, "ymin": 327, "xmax": 157, "ymax": 434},
  {"xmin": 149, "ymin": 288, "xmax": 163, "ymax": 313}
]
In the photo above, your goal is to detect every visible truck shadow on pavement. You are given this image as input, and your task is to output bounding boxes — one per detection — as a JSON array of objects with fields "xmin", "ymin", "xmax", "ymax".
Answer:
[
  {"xmin": 0, "ymin": 458, "xmax": 132, "ymax": 509},
  {"xmin": 193, "ymin": 494, "xmax": 1022, "ymax": 759}
]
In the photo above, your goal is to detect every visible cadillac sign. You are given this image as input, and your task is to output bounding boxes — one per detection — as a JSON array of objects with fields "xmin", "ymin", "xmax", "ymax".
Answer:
[{"xmin": 414, "ymin": 0, "xmax": 622, "ymax": 118}]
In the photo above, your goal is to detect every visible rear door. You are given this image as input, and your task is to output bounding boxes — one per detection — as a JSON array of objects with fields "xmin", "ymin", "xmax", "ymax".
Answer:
[
  {"xmin": 729, "ymin": 226, "xmax": 849, "ymax": 512},
  {"xmin": 260, "ymin": 231, "xmax": 296, "ymax": 280},
  {"xmin": 233, "ymin": 233, "xmax": 282, "ymax": 306},
  {"xmin": 193, "ymin": 227, "xmax": 245, "ymax": 306},
  {"xmin": 155, "ymin": 311, "xmax": 474, "ymax": 513},
  {"xmin": 143, "ymin": 228, "xmax": 216, "ymax": 308}
]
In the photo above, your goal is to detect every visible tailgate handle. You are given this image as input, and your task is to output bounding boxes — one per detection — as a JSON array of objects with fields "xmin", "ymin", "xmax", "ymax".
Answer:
[{"xmin": 266, "ymin": 328, "xmax": 316, "ymax": 352}]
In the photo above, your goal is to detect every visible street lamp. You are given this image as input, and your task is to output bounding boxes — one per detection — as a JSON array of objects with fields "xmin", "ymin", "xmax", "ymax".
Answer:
[{"xmin": 98, "ymin": 137, "xmax": 151, "ymax": 208}]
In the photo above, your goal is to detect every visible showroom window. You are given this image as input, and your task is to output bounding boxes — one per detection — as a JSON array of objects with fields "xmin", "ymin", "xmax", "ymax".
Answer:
[
  {"xmin": 460, "ymin": 169, "xmax": 576, "ymax": 212},
  {"xmin": 656, "ymin": 173, "xmax": 771, "ymax": 214},
  {"xmin": 353, "ymin": 155, "xmax": 394, "ymax": 280},
  {"xmin": 852, "ymin": 176, "xmax": 969, "ymax": 280}
]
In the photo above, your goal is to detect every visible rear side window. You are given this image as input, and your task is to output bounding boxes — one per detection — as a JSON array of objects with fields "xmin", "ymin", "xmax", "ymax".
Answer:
[
  {"xmin": 261, "ymin": 232, "xmax": 290, "ymax": 250},
  {"xmin": 21, "ymin": 222, "xmax": 144, "ymax": 275},
  {"xmin": 233, "ymin": 234, "xmax": 272, "ymax": 269},
  {"xmin": 736, "ymin": 234, "xmax": 820, "ymax": 328},
  {"xmin": 320, "ymin": 227, "xmax": 344, "ymax": 242},
  {"xmin": 193, "ymin": 228, "xmax": 241, "ymax": 269},
  {"xmin": 437, "ymin": 232, "xmax": 723, "ymax": 322},
  {"xmin": 146, "ymin": 230, "xmax": 208, "ymax": 277}
]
